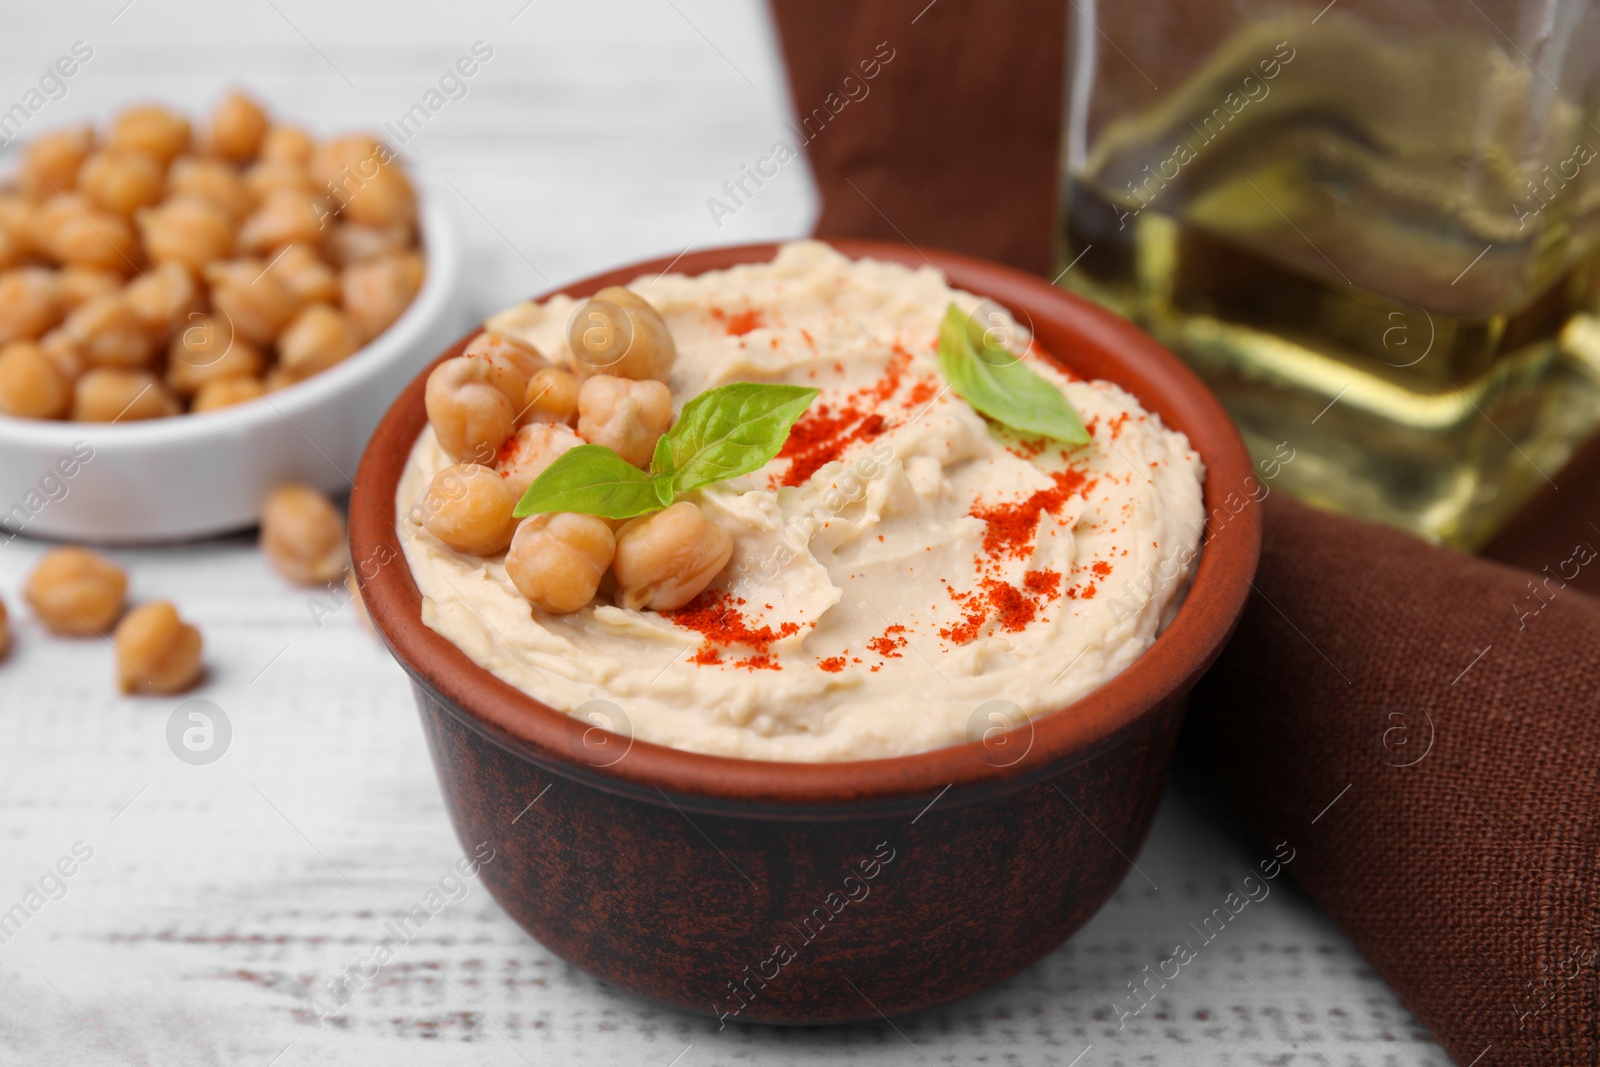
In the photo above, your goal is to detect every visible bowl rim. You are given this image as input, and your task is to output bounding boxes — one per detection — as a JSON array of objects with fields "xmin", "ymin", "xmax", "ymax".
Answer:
[
  {"xmin": 351, "ymin": 238, "xmax": 1262, "ymax": 809},
  {"xmin": 0, "ymin": 186, "xmax": 459, "ymax": 448}
]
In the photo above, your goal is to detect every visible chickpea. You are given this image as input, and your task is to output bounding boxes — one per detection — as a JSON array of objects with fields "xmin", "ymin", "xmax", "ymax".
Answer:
[
  {"xmin": 78, "ymin": 151, "xmax": 165, "ymax": 216},
  {"xmin": 166, "ymin": 156, "xmax": 253, "ymax": 219},
  {"xmin": 59, "ymin": 267, "xmax": 123, "ymax": 311},
  {"xmin": 109, "ymin": 105, "xmax": 191, "ymax": 165},
  {"xmin": 418, "ymin": 463, "xmax": 519, "ymax": 556},
  {"xmin": 576, "ymin": 375, "xmax": 673, "ymax": 467},
  {"xmin": 505, "ymin": 513, "xmax": 616, "ymax": 614},
  {"xmin": 0, "ymin": 269, "xmax": 65, "ymax": 344},
  {"xmin": 0, "ymin": 198, "xmax": 33, "ymax": 267},
  {"xmin": 522, "ymin": 366, "xmax": 579, "ymax": 425},
  {"xmin": 568, "ymin": 286, "xmax": 676, "ymax": 381},
  {"xmin": 276, "ymin": 303, "xmax": 360, "ymax": 380},
  {"xmin": 263, "ymin": 365, "xmax": 297, "ymax": 393},
  {"xmin": 208, "ymin": 90, "xmax": 269, "ymax": 162},
  {"xmin": 0, "ymin": 227, "xmax": 26, "ymax": 272},
  {"xmin": 137, "ymin": 196, "xmax": 235, "ymax": 272},
  {"xmin": 315, "ymin": 136, "xmax": 416, "ymax": 229},
  {"xmin": 496, "ymin": 422, "xmax": 583, "ymax": 498},
  {"xmin": 0, "ymin": 196, "xmax": 34, "ymax": 248},
  {"xmin": 260, "ymin": 125, "xmax": 314, "ymax": 165},
  {"xmin": 238, "ymin": 189, "xmax": 327, "ymax": 253},
  {"xmin": 0, "ymin": 341, "xmax": 71, "ymax": 418},
  {"xmin": 612, "ymin": 502, "xmax": 732, "ymax": 611},
  {"xmin": 123, "ymin": 260, "xmax": 199, "ymax": 335},
  {"xmin": 165, "ymin": 310, "xmax": 233, "ymax": 372},
  {"xmin": 72, "ymin": 368, "xmax": 180, "ymax": 421},
  {"xmin": 19, "ymin": 126, "xmax": 94, "ymax": 199},
  {"xmin": 326, "ymin": 222, "xmax": 410, "ymax": 266},
  {"xmin": 203, "ymin": 258, "xmax": 300, "ymax": 344},
  {"xmin": 113, "ymin": 601, "xmax": 203, "ymax": 695},
  {"xmin": 243, "ymin": 159, "xmax": 317, "ymax": 202},
  {"xmin": 27, "ymin": 197, "xmax": 70, "ymax": 250},
  {"xmin": 425, "ymin": 355, "xmax": 515, "ymax": 464},
  {"xmin": 36, "ymin": 197, "xmax": 139, "ymax": 273},
  {"xmin": 62, "ymin": 294, "xmax": 156, "ymax": 368},
  {"xmin": 266, "ymin": 244, "xmax": 337, "ymax": 304},
  {"xmin": 340, "ymin": 250, "xmax": 423, "ymax": 341},
  {"xmin": 462, "ymin": 330, "xmax": 544, "ymax": 407},
  {"xmin": 38, "ymin": 328, "xmax": 85, "ymax": 382},
  {"xmin": 24, "ymin": 547, "xmax": 127, "ymax": 635},
  {"xmin": 191, "ymin": 375, "xmax": 266, "ymax": 413},
  {"xmin": 343, "ymin": 164, "xmax": 416, "ymax": 230},
  {"xmin": 261, "ymin": 484, "xmax": 347, "ymax": 585},
  {"xmin": 167, "ymin": 325, "xmax": 262, "ymax": 397}
]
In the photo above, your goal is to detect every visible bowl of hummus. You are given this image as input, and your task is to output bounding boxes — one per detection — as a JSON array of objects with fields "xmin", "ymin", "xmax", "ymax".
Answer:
[{"xmin": 351, "ymin": 239, "xmax": 1262, "ymax": 1024}]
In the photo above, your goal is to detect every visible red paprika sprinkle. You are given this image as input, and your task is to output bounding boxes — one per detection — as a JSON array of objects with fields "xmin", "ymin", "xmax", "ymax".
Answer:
[
  {"xmin": 1023, "ymin": 569, "xmax": 1061, "ymax": 597},
  {"xmin": 970, "ymin": 468, "xmax": 1092, "ymax": 559},
  {"xmin": 817, "ymin": 655, "xmax": 847, "ymax": 673},
  {"xmin": 938, "ymin": 601, "xmax": 989, "ymax": 644},
  {"xmin": 671, "ymin": 590, "xmax": 800, "ymax": 668},
  {"xmin": 710, "ymin": 307, "xmax": 764, "ymax": 336},
  {"xmin": 776, "ymin": 346, "xmax": 918, "ymax": 487},
  {"xmin": 866, "ymin": 624, "xmax": 908, "ymax": 658},
  {"xmin": 495, "ymin": 432, "xmax": 522, "ymax": 470},
  {"xmin": 903, "ymin": 376, "xmax": 939, "ymax": 409}
]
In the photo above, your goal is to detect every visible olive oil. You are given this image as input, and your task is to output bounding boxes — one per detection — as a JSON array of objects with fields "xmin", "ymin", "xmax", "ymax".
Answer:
[{"xmin": 1058, "ymin": 14, "xmax": 1600, "ymax": 547}]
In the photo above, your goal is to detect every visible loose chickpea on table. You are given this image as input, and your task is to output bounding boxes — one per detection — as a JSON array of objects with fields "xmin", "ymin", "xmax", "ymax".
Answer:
[
  {"xmin": 0, "ymin": 90, "xmax": 426, "ymax": 423},
  {"xmin": 24, "ymin": 546, "xmax": 127, "ymax": 636},
  {"xmin": 260, "ymin": 483, "xmax": 347, "ymax": 586},
  {"xmin": 417, "ymin": 288, "xmax": 736, "ymax": 619},
  {"xmin": 114, "ymin": 600, "xmax": 203, "ymax": 695},
  {"xmin": 11, "ymin": 546, "xmax": 203, "ymax": 694}
]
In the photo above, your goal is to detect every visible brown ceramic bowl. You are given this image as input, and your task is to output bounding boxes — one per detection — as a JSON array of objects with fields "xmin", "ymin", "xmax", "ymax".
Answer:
[{"xmin": 350, "ymin": 239, "xmax": 1261, "ymax": 1025}]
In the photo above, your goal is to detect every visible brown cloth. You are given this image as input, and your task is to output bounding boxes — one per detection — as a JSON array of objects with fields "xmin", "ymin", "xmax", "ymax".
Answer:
[
  {"xmin": 770, "ymin": 0, "xmax": 1065, "ymax": 278},
  {"xmin": 771, "ymin": 3, "xmax": 1600, "ymax": 1063},
  {"xmin": 1188, "ymin": 496, "xmax": 1600, "ymax": 1064}
]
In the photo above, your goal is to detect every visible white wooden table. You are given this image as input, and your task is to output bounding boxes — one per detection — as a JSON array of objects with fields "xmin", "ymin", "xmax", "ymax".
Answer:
[{"xmin": 0, "ymin": 3, "xmax": 1452, "ymax": 1063}]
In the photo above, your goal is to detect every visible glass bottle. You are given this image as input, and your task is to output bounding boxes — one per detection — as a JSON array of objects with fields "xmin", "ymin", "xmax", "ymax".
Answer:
[{"xmin": 1058, "ymin": 0, "xmax": 1600, "ymax": 547}]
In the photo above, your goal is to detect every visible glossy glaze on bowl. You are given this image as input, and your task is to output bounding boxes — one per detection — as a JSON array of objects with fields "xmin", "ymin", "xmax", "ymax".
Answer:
[
  {"xmin": 0, "ymin": 184, "xmax": 464, "ymax": 544},
  {"xmin": 351, "ymin": 240, "xmax": 1262, "ymax": 1023}
]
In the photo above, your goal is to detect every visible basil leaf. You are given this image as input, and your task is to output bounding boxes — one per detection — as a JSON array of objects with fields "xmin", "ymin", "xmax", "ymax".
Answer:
[
  {"xmin": 513, "ymin": 444, "xmax": 665, "ymax": 519},
  {"xmin": 657, "ymin": 382, "xmax": 820, "ymax": 494},
  {"xmin": 651, "ymin": 433, "xmax": 675, "ymax": 483},
  {"xmin": 937, "ymin": 303, "xmax": 1089, "ymax": 444}
]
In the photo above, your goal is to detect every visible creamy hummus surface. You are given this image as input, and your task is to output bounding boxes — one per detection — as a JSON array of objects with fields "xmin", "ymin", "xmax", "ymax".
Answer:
[{"xmin": 397, "ymin": 241, "xmax": 1205, "ymax": 762}]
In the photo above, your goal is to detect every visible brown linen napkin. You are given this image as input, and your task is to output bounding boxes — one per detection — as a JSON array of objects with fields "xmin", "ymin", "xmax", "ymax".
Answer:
[
  {"xmin": 768, "ymin": 0, "xmax": 1065, "ymax": 278},
  {"xmin": 1185, "ymin": 495, "xmax": 1600, "ymax": 1064},
  {"xmin": 770, "ymin": 3, "xmax": 1600, "ymax": 1062}
]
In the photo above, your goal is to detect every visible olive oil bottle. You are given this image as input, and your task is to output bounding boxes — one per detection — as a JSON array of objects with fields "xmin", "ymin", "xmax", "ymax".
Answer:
[{"xmin": 1058, "ymin": 11, "xmax": 1600, "ymax": 547}]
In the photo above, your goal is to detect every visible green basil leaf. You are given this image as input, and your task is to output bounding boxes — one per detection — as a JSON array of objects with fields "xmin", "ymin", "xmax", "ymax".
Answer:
[
  {"xmin": 650, "ymin": 471, "xmax": 676, "ymax": 509},
  {"xmin": 650, "ymin": 433, "xmax": 674, "ymax": 481},
  {"xmin": 658, "ymin": 382, "xmax": 820, "ymax": 494},
  {"xmin": 512, "ymin": 444, "xmax": 665, "ymax": 519},
  {"xmin": 937, "ymin": 303, "xmax": 1089, "ymax": 444}
]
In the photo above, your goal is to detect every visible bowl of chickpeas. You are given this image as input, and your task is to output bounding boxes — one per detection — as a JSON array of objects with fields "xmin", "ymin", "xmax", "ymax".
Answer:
[{"xmin": 0, "ymin": 91, "xmax": 461, "ymax": 543}]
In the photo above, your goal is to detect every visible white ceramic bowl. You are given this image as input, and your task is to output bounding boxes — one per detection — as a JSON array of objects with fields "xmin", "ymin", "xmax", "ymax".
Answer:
[{"xmin": 0, "ymin": 187, "xmax": 465, "ymax": 544}]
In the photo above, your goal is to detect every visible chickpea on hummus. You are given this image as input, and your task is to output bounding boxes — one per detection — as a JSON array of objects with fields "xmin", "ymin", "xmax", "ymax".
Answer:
[{"xmin": 396, "ymin": 242, "xmax": 1205, "ymax": 762}]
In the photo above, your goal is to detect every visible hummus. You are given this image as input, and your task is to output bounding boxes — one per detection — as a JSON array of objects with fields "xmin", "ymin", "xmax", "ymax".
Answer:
[{"xmin": 397, "ymin": 242, "xmax": 1205, "ymax": 762}]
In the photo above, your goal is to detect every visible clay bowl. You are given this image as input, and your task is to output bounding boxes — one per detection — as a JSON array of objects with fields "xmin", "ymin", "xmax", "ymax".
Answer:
[{"xmin": 350, "ymin": 239, "xmax": 1261, "ymax": 1025}]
